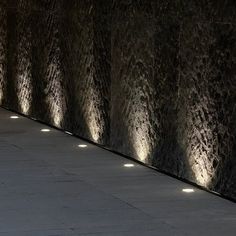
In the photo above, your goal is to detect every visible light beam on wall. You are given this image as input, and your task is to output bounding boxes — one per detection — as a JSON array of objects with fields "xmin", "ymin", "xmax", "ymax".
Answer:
[
  {"xmin": 17, "ymin": 72, "xmax": 32, "ymax": 114},
  {"xmin": 88, "ymin": 101, "xmax": 101, "ymax": 142},
  {"xmin": 131, "ymin": 107, "xmax": 152, "ymax": 163},
  {"xmin": 85, "ymin": 85, "xmax": 104, "ymax": 143},
  {"xmin": 183, "ymin": 97, "xmax": 217, "ymax": 188},
  {"xmin": 46, "ymin": 62, "xmax": 66, "ymax": 127},
  {"xmin": 16, "ymin": 16, "xmax": 32, "ymax": 115}
]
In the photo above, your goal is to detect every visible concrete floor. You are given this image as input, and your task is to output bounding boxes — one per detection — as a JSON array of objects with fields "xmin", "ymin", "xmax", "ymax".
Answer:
[{"xmin": 0, "ymin": 108, "xmax": 235, "ymax": 236}]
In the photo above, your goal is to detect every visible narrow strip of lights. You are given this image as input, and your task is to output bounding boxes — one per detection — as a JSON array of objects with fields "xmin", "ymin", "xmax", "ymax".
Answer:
[
  {"xmin": 182, "ymin": 188, "xmax": 195, "ymax": 193},
  {"xmin": 124, "ymin": 163, "xmax": 134, "ymax": 168},
  {"xmin": 78, "ymin": 144, "xmax": 87, "ymax": 148},
  {"xmin": 10, "ymin": 116, "xmax": 19, "ymax": 119},
  {"xmin": 41, "ymin": 128, "xmax": 50, "ymax": 132},
  {"xmin": 65, "ymin": 131, "xmax": 72, "ymax": 135}
]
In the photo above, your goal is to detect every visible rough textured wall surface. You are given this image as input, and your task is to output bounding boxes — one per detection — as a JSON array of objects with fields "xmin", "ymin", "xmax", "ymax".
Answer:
[
  {"xmin": 0, "ymin": 0, "xmax": 7, "ymax": 104},
  {"xmin": 110, "ymin": 1, "xmax": 158, "ymax": 164},
  {"xmin": 0, "ymin": 0, "xmax": 236, "ymax": 200}
]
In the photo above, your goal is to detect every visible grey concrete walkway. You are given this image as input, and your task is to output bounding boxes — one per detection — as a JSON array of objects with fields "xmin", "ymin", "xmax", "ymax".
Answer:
[{"xmin": 0, "ymin": 108, "xmax": 235, "ymax": 236}]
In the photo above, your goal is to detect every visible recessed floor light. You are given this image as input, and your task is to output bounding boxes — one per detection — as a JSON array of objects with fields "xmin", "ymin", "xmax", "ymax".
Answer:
[
  {"xmin": 124, "ymin": 163, "xmax": 134, "ymax": 168},
  {"xmin": 10, "ymin": 116, "xmax": 19, "ymax": 119},
  {"xmin": 78, "ymin": 144, "xmax": 87, "ymax": 148},
  {"xmin": 182, "ymin": 188, "xmax": 195, "ymax": 193},
  {"xmin": 41, "ymin": 128, "xmax": 50, "ymax": 132}
]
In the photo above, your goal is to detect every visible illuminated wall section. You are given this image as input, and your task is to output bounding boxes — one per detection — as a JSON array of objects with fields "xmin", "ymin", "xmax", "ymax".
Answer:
[
  {"xmin": 110, "ymin": 1, "xmax": 158, "ymax": 164},
  {"xmin": 178, "ymin": 18, "xmax": 236, "ymax": 192},
  {"xmin": 43, "ymin": 1, "xmax": 67, "ymax": 128},
  {"xmin": 15, "ymin": 1, "xmax": 32, "ymax": 115},
  {"xmin": 152, "ymin": 5, "xmax": 188, "ymax": 178},
  {"xmin": 68, "ymin": 0, "xmax": 110, "ymax": 145}
]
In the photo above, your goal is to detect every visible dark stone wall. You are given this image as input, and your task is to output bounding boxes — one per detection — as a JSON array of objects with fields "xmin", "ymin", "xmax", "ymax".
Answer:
[{"xmin": 0, "ymin": 0, "xmax": 236, "ymax": 200}]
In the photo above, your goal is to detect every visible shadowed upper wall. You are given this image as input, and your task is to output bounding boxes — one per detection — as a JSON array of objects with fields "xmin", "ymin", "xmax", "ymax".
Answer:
[{"xmin": 0, "ymin": 0, "xmax": 236, "ymax": 200}]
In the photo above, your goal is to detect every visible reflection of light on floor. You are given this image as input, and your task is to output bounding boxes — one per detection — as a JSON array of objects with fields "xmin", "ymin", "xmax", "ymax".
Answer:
[
  {"xmin": 17, "ymin": 72, "xmax": 32, "ymax": 114},
  {"xmin": 46, "ymin": 62, "xmax": 65, "ymax": 128}
]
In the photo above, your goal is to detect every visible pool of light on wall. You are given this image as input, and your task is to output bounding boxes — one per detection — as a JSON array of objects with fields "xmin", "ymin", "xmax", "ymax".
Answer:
[
  {"xmin": 132, "ymin": 108, "xmax": 151, "ymax": 162},
  {"xmin": 88, "ymin": 108, "xmax": 101, "ymax": 142},
  {"xmin": 46, "ymin": 62, "xmax": 66, "ymax": 127},
  {"xmin": 86, "ymin": 86, "xmax": 104, "ymax": 143},
  {"xmin": 17, "ymin": 73, "xmax": 32, "ymax": 114},
  {"xmin": 184, "ymin": 98, "xmax": 217, "ymax": 188}
]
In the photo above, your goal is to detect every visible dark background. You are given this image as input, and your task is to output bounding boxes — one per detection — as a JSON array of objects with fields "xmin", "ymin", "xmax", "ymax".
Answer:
[{"xmin": 0, "ymin": 0, "xmax": 235, "ymax": 200}]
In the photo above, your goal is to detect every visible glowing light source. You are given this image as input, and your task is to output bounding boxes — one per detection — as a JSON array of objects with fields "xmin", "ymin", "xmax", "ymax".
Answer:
[
  {"xmin": 65, "ymin": 131, "xmax": 72, "ymax": 135},
  {"xmin": 78, "ymin": 144, "xmax": 87, "ymax": 148},
  {"xmin": 124, "ymin": 163, "xmax": 134, "ymax": 168},
  {"xmin": 10, "ymin": 116, "xmax": 19, "ymax": 119},
  {"xmin": 182, "ymin": 188, "xmax": 195, "ymax": 193},
  {"xmin": 41, "ymin": 128, "xmax": 50, "ymax": 132}
]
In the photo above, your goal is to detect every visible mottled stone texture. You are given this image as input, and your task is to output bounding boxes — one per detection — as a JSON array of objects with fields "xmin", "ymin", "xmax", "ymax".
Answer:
[
  {"xmin": 0, "ymin": 0, "xmax": 236, "ymax": 200},
  {"xmin": 110, "ymin": 1, "xmax": 158, "ymax": 164}
]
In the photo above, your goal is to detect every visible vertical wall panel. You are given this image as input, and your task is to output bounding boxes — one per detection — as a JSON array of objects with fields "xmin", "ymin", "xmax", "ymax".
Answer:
[
  {"xmin": 15, "ymin": 0, "xmax": 33, "ymax": 115},
  {"xmin": 42, "ymin": 0, "xmax": 68, "ymax": 128},
  {"xmin": 110, "ymin": 1, "xmax": 158, "ymax": 164},
  {"xmin": 152, "ymin": 1, "xmax": 186, "ymax": 176},
  {"xmin": 68, "ymin": 0, "xmax": 96, "ymax": 141},
  {"xmin": 178, "ymin": 6, "xmax": 236, "ymax": 192},
  {"xmin": 93, "ymin": 0, "xmax": 111, "ymax": 145}
]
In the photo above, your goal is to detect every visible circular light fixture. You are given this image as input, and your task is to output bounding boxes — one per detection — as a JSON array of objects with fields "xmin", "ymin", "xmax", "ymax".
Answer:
[
  {"xmin": 182, "ymin": 188, "xmax": 195, "ymax": 193},
  {"xmin": 10, "ymin": 116, "xmax": 19, "ymax": 119},
  {"xmin": 78, "ymin": 144, "xmax": 87, "ymax": 148},
  {"xmin": 124, "ymin": 163, "xmax": 134, "ymax": 168},
  {"xmin": 41, "ymin": 128, "xmax": 50, "ymax": 132}
]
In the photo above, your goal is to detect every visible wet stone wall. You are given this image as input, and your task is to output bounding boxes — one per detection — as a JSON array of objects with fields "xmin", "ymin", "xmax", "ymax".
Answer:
[{"xmin": 0, "ymin": 0, "xmax": 235, "ymax": 200}]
